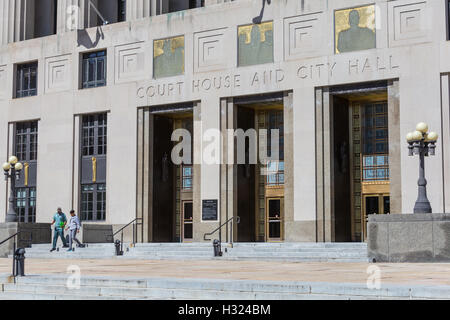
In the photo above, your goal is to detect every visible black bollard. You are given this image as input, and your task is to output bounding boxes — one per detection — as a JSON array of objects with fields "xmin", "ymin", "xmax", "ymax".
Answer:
[
  {"xmin": 14, "ymin": 248, "xmax": 26, "ymax": 277},
  {"xmin": 115, "ymin": 240, "xmax": 123, "ymax": 256},
  {"xmin": 213, "ymin": 239, "xmax": 222, "ymax": 257}
]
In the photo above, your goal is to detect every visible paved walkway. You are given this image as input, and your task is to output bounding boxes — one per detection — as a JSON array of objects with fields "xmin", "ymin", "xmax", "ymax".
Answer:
[{"xmin": 1, "ymin": 258, "xmax": 449, "ymax": 286}]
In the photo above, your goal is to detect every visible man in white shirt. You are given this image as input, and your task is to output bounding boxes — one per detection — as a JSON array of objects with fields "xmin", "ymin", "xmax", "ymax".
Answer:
[{"xmin": 65, "ymin": 210, "xmax": 83, "ymax": 252}]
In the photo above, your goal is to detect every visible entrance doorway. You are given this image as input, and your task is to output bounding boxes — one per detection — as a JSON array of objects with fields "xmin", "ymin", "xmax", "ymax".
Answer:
[
  {"xmin": 331, "ymin": 87, "xmax": 390, "ymax": 242},
  {"xmin": 235, "ymin": 99, "xmax": 285, "ymax": 242},
  {"xmin": 267, "ymin": 198, "xmax": 284, "ymax": 241},
  {"xmin": 151, "ymin": 110, "xmax": 193, "ymax": 242},
  {"xmin": 182, "ymin": 201, "xmax": 193, "ymax": 242}
]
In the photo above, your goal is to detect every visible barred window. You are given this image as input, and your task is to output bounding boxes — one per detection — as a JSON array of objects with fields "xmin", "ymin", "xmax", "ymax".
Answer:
[
  {"xmin": 82, "ymin": 113, "xmax": 107, "ymax": 156},
  {"xmin": 81, "ymin": 184, "xmax": 106, "ymax": 221},
  {"xmin": 15, "ymin": 122, "xmax": 38, "ymax": 162},
  {"xmin": 15, "ymin": 187, "xmax": 36, "ymax": 223},
  {"xmin": 82, "ymin": 51, "xmax": 106, "ymax": 89},
  {"xmin": 16, "ymin": 62, "xmax": 38, "ymax": 98}
]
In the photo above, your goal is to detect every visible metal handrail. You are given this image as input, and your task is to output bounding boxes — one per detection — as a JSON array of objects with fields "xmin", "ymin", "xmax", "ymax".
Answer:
[
  {"xmin": 0, "ymin": 230, "xmax": 32, "ymax": 280},
  {"xmin": 0, "ymin": 232, "xmax": 21, "ymax": 247},
  {"xmin": 107, "ymin": 218, "xmax": 143, "ymax": 255},
  {"xmin": 204, "ymin": 216, "xmax": 240, "ymax": 245}
]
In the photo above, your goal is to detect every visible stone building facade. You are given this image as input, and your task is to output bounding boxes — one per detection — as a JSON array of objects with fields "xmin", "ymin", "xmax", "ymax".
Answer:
[{"xmin": 0, "ymin": 0, "xmax": 449, "ymax": 243}]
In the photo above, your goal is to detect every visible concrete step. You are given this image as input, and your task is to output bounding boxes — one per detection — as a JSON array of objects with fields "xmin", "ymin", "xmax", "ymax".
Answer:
[
  {"xmin": 18, "ymin": 242, "xmax": 369, "ymax": 263},
  {"xmin": 0, "ymin": 292, "xmax": 142, "ymax": 300},
  {"xmin": 2, "ymin": 274, "xmax": 449, "ymax": 300}
]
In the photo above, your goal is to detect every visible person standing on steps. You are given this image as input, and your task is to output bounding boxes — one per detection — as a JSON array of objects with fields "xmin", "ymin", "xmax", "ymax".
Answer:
[
  {"xmin": 50, "ymin": 207, "xmax": 68, "ymax": 252},
  {"xmin": 66, "ymin": 210, "xmax": 83, "ymax": 252}
]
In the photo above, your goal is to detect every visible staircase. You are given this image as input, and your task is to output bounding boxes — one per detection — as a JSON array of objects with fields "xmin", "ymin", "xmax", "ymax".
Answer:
[
  {"xmin": 17, "ymin": 242, "xmax": 368, "ymax": 262},
  {"xmin": 0, "ymin": 274, "xmax": 449, "ymax": 300},
  {"xmin": 225, "ymin": 243, "xmax": 369, "ymax": 262}
]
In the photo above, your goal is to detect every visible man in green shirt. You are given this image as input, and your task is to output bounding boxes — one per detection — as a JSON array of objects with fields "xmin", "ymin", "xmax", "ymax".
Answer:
[{"xmin": 50, "ymin": 207, "xmax": 68, "ymax": 252}]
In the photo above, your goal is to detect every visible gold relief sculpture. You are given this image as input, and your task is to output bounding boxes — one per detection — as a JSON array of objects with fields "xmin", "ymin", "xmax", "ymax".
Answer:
[
  {"xmin": 335, "ymin": 5, "xmax": 376, "ymax": 54},
  {"xmin": 92, "ymin": 157, "xmax": 97, "ymax": 183},
  {"xmin": 238, "ymin": 21, "xmax": 274, "ymax": 67},
  {"xmin": 153, "ymin": 36, "xmax": 185, "ymax": 78},
  {"xmin": 24, "ymin": 163, "xmax": 29, "ymax": 186},
  {"xmin": 238, "ymin": 21, "xmax": 273, "ymax": 44}
]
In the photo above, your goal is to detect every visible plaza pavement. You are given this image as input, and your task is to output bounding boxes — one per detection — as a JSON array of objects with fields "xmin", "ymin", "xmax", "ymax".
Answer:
[{"xmin": 1, "ymin": 258, "xmax": 449, "ymax": 287}]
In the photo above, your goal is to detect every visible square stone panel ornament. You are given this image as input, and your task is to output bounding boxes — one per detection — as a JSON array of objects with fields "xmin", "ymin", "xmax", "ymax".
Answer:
[
  {"xmin": 388, "ymin": 0, "xmax": 430, "ymax": 47},
  {"xmin": 153, "ymin": 36, "xmax": 185, "ymax": 79},
  {"xmin": 284, "ymin": 12, "xmax": 324, "ymax": 60},
  {"xmin": 45, "ymin": 54, "xmax": 72, "ymax": 94},
  {"xmin": 238, "ymin": 21, "xmax": 274, "ymax": 67},
  {"xmin": 194, "ymin": 28, "xmax": 227, "ymax": 73},
  {"xmin": 115, "ymin": 42, "xmax": 146, "ymax": 84},
  {"xmin": 335, "ymin": 4, "xmax": 376, "ymax": 54}
]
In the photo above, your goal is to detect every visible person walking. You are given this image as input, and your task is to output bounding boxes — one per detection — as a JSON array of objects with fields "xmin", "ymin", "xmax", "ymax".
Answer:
[
  {"xmin": 50, "ymin": 207, "xmax": 68, "ymax": 252},
  {"xmin": 65, "ymin": 210, "xmax": 83, "ymax": 252}
]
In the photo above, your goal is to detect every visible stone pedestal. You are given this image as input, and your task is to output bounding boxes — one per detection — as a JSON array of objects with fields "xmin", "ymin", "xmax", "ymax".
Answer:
[
  {"xmin": 0, "ymin": 223, "xmax": 51, "ymax": 257},
  {"xmin": 368, "ymin": 214, "xmax": 450, "ymax": 262}
]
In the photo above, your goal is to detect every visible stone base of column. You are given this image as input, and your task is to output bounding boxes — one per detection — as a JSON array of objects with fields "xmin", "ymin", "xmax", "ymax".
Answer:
[
  {"xmin": 368, "ymin": 214, "xmax": 450, "ymax": 262},
  {"xmin": 0, "ymin": 223, "xmax": 51, "ymax": 258}
]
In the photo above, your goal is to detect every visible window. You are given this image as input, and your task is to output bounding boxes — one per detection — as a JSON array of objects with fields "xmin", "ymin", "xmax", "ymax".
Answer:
[
  {"xmin": 82, "ymin": 51, "xmax": 107, "ymax": 89},
  {"xmin": 362, "ymin": 102, "xmax": 389, "ymax": 181},
  {"xmin": 118, "ymin": 0, "xmax": 127, "ymax": 22},
  {"xmin": 182, "ymin": 166, "xmax": 193, "ymax": 190},
  {"xmin": 82, "ymin": 113, "xmax": 107, "ymax": 156},
  {"xmin": 81, "ymin": 184, "xmax": 106, "ymax": 221},
  {"xmin": 14, "ymin": 121, "xmax": 38, "ymax": 223},
  {"xmin": 15, "ymin": 188, "xmax": 36, "ymax": 223},
  {"xmin": 15, "ymin": 122, "xmax": 38, "ymax": 162},
  {"xmin": 16, "ymin": 63, "xmax": 38, "ymax": 98},
  {"xmin": 80, "ymin": 113, "xmax": 107, "ymax": 221},
  {"xmin": 266, "ymin": 161, "xmax": 285, "ymax": 186},
  {"xmin": 169, "ymin": 0, "xmax": 204, "ymax": 13},
  {"xmin": 266, "ymin": 110, "xmax": 284, "ymax": 186}
]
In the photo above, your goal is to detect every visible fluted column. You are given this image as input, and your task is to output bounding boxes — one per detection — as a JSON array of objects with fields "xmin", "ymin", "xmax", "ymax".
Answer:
[
  {"xmin": 126, "ymin": 0, "xmax": 151, "ymax": 20},
  {"xmin": 57, "ymin": 0, "xmax": 85, "ymax": 33},
  {"xmin": 0, "ymin": 0, "xmax": 26, "ymax": 45},
  {"xmin": 126, "ymin": 0, "xmax": 169, "ymax": 21}
]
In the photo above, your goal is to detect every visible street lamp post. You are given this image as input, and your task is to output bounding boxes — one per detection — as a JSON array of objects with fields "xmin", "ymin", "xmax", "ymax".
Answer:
[
  {"xmin": 3, "ymin": 156, "xmax": 24, "ymax": 223},
  {"xmin": 406, "ymin": 123, "xmax": 439, "ymax": 214}
]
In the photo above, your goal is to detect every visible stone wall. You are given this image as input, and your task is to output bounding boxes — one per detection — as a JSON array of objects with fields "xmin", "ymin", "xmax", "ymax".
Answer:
[{"xmin": 368, "ymin": 214, "xmax": 450, "ymax": 262}]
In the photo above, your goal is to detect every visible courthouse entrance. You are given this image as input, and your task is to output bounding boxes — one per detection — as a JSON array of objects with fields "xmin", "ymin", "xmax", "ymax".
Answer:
[
  {"xmin": 149, "ymin": 105, "xmax": 194, "ymax": 243},
  {"xmin": 329, "ymin": 83, "xmax": 391, "ymax": 242},
  {"xmin": 234, "ymin": 96, "xmax": 285, "ymax": 242}
]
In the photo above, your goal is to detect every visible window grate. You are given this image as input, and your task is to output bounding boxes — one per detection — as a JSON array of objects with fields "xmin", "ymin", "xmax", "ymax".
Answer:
[
  {"xmin": 82, "ymin": 51, "xmax": 107, "ymax": 89},
  {"xmin": 81, "ymin": 113, "xmax": 107, "ymax": 157},
  {"xmin": 15, "ymin": 187, "xmax": 36, "ymax": 223},
  {"xmin": 81, "ymin": 184, "xmax": 106, "ymax": 221},
  {"xmin": 16, "ymin": 63, "xmax": 37, "ymax": 98},
  {"xmin": 15, "ymin": 122, "xmax": 38, "ymax": 162}
]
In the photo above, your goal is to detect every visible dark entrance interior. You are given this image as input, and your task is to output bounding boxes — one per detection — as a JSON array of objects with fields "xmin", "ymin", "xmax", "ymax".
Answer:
[
  {"xmin": 332, "ymin": 96, "xmax": 352, "ymax": 242},
  {"xmin": 153, "ymin": 115, "xmax": 175, "ymax": 242},
  {"xmin": 236, "ymin": 106, "xmax": 256, "ymax": 242},
  {"xmin": 151, "ymin": 107, "xmax": 194, "ymax": 243}
]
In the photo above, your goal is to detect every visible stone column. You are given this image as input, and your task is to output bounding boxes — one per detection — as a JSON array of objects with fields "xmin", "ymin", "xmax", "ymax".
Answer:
[
  {"xmin": 315, "ymin": 87, "xmax": 333, "ymax": 242},
  {"xmin": 388, "ymin": 80, "xmax": 402, "ymax": 214},
  {"xmin": 126, "ymin": 0, "xmax": 169, "ymax": 20},
  {"xmin": 0, "ymin": 0, "xmax": 26, "ymax": 45},
  {"xmin": 57, "ymin": 0, "xmax": 85, "ymax": 34},
  {"xmin": 220, "ymin": 98, "xmax": 237, "ymax": 243},
  {"xmin": 126, "ymin": 0, "xmax": 151, "ymax": 20}
]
